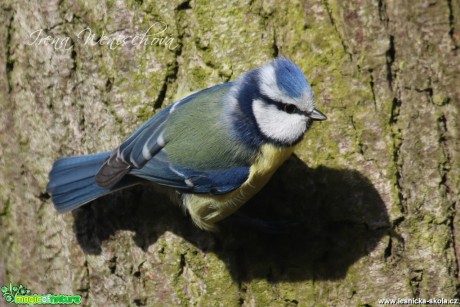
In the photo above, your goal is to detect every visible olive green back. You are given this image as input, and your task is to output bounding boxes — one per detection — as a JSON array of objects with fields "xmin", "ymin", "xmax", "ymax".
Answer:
[{"xmin": 163, "ymin": 85, "xmax": 256, "ymax": 170}]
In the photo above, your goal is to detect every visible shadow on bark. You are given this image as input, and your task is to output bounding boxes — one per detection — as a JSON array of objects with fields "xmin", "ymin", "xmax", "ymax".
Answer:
[{"xmin": 72, "ymin": 154, "xmax": 389, "ymax": 281}]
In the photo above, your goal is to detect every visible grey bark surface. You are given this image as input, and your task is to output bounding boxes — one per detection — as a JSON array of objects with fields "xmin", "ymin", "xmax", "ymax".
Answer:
[{"xmin": 0, "ymin": 0, "xmax": 459, "ymax": 306}]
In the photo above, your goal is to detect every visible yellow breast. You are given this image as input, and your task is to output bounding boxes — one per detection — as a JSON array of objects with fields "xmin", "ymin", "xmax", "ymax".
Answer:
[{"xmin": 183, "ymin": 144, "xmax": 295, "ymax": 231}]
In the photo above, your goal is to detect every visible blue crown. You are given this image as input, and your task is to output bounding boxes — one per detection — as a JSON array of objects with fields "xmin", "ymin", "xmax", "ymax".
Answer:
[{"xmin": 273, "ymin": 57, "xmax": 311, "ymax": 99}]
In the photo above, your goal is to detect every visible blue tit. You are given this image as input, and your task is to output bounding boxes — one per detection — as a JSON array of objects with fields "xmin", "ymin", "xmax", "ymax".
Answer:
[{"xmin": 46, "ymin": 57, "xmax": 327, "ymax": 231}]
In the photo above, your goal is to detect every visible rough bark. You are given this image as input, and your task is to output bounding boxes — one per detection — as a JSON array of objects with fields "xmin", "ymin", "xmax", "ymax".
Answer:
[{"xmin": 0, "ymin": 0, "xmax": 459, "ymax": 306}]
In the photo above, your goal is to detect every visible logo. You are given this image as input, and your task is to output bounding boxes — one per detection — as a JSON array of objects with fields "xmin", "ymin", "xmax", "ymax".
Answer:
[{"xmin": 1, "ymin": 282, "xmax": 81, "ymax": 305}]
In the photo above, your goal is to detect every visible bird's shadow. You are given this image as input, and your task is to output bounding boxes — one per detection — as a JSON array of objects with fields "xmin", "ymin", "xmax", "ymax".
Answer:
[{"xmin": 72, "ymin": 154, "xmax": 390, "ymax": 282}]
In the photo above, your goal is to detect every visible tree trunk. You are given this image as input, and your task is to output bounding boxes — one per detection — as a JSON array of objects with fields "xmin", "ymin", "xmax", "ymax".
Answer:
[{"xmin": 1, "ymin": 0, "xmax": 459, "ymax": 306}]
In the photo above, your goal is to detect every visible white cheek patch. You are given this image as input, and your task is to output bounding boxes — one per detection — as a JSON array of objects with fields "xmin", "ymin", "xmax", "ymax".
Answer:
[
  {"xmin": 258, "ymin": 64, "xmax": 314, "ymax": 112},
  {"xmin": 252, "ymin": 99, "xmax": 307, "ymax": 144}
]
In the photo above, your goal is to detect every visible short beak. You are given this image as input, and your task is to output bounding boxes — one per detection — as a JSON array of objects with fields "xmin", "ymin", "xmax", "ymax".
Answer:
[{"xmin": 310, "ymin": 108, "xmax": 327, "ymax": 121}]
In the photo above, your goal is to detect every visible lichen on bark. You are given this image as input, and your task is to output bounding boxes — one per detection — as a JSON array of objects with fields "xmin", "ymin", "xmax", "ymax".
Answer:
[{"xmin": 0, "ymin": 0, "xmax": 459, "ymax": 306}]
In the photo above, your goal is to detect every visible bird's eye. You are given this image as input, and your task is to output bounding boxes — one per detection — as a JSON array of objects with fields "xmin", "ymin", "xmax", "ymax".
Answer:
[{"xmin": 284, "ymin": 104, "xmax": 297, "ymax": 114}]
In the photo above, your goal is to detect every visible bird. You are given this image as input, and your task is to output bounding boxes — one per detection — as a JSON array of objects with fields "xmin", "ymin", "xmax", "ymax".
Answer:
[{"xmin": 46, "ymin": 57, "xmax": 327, "ymax": 231}]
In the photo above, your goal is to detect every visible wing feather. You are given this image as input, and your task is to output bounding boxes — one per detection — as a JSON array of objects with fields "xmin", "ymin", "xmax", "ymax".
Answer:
[{"xmin": 95, "ymin": 82, "xmax": 250, "ymax": 193}]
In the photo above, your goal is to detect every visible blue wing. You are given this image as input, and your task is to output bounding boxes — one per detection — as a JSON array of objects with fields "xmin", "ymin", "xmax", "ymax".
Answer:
[
  {"xmin": 95, "ymin": 82, "xmax": 250, "ymax": 194},
  {"xmin": 130, "ymin": 150, "xmax": 249, "ymax": 194}
]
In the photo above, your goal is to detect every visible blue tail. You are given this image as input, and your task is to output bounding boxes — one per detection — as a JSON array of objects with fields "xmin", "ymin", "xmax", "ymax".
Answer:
[{"xmin": 46, "ymin": 151, "xmax": 139, "ymax": 212}]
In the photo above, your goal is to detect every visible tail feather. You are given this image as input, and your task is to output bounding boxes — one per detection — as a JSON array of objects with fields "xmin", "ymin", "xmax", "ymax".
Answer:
[
  {"xmin": 48, "ymin": 153, "xmax": 111, "ymax": 188},
  {"xmin": 47, "ymin": 151, "xmax": 139, "ymax": 212},
  {"xmin": 52, "ymin": 178, "xmax": 111, "ymax": 212}
]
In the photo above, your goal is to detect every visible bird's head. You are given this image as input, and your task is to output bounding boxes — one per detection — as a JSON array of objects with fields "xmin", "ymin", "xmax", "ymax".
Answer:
[{"xmin": 230, "ymin": 57, "xmax": 326, "ymax": 147}]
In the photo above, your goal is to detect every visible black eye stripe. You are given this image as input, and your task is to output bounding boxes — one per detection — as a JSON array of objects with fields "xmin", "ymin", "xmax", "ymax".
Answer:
[{"xmin": 259, "ymin": 93, "xmax": 311, "ymax": 116}]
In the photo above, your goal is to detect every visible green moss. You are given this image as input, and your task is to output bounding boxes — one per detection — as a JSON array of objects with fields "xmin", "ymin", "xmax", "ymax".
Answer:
[
  {"xmin": 433, "ymin": 94, "xmax": 448, "ymax": 106},
  {"xmin": 0, "ymin": 196, "xmax": 12, "ymax": 217},
  {"xmin": 135, "ymin": 105, "xmax": 155, "ymax": 121},
  {"xmin": 167, "ymin": 241, "xmax": 239, "ymax": 306},
  {"xmin": 189, "ymin": 66, "xmax": 214, "ymax": 89}
]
